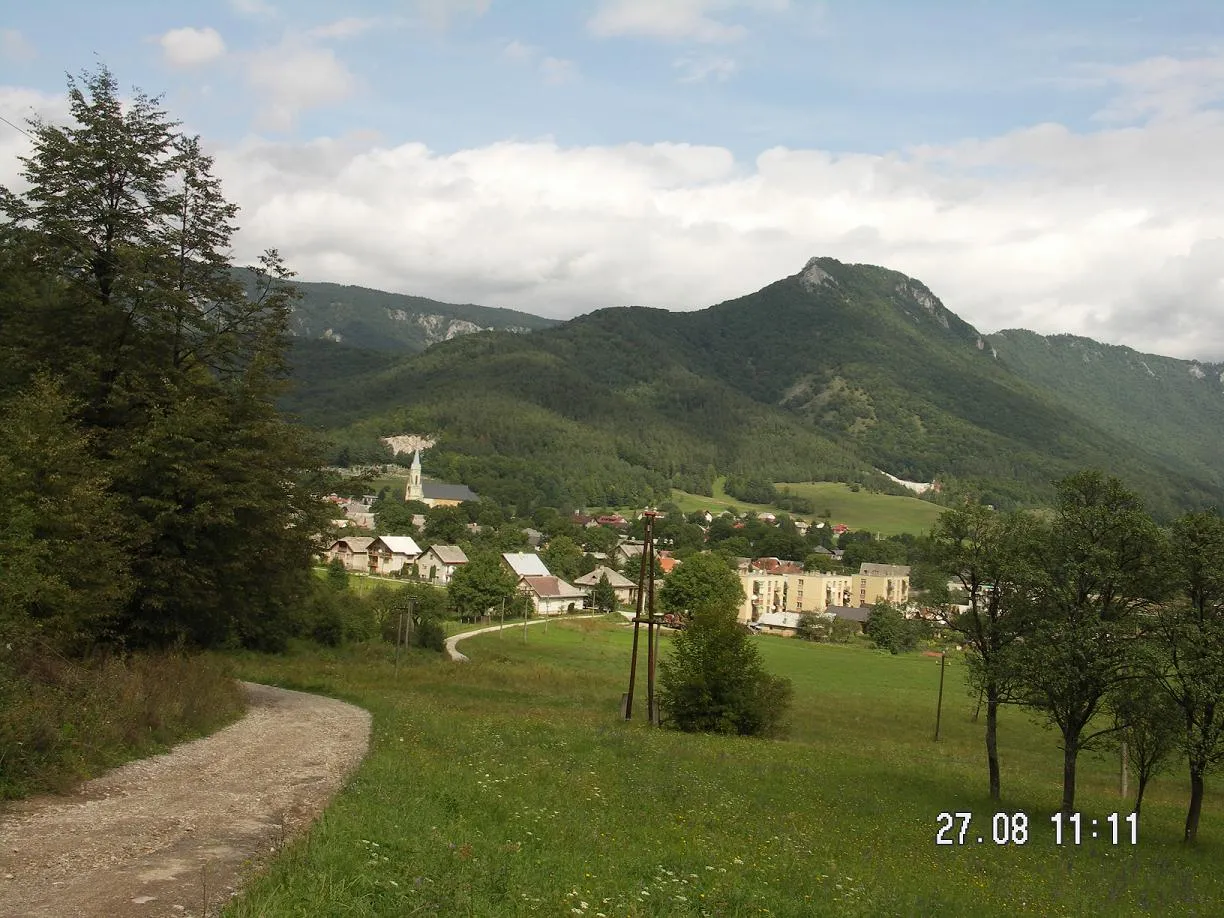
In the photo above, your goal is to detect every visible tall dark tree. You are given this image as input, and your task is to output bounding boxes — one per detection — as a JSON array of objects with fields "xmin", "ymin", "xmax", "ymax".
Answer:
[
  {"xmin": 931, "ymin": 504, "xmax": 1041, "ymax": 800},
  {"xmin": 1014, "ymin": 471, "xmax": 1164, "ymax": 813},
  {"xmin": 0, "ymin": 66, "xmax": 330, "ymax": 651}
]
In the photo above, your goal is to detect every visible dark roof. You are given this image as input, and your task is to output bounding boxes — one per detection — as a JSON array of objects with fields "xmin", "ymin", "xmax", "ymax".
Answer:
[
  {"xmin": 827, "ymin": 605, "xmax": 871, "ymax": 623},
  {"xmin": 423, "ymin": 481, "xmax": 479, "ymax": 502},
  {"xmin": 521, "ymin": 575, "xmax": 585, "ymax": 598}
]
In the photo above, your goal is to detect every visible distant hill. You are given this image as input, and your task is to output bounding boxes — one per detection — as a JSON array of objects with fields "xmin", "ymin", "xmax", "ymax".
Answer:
[
  {"xmin": 989, "ymin": 329, "xmax": 1224, "ymax": 497},
  {"xmin": 283, "ymin": 258, "xmax": 1224, "ymax": 518},
  {"xmin": 238, "ymin": 269, "xmax": 556, "ymax": 352}
]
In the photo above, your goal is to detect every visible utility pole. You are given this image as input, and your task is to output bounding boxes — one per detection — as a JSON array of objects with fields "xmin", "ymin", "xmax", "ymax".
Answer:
[
  {"xmin": 624, "ymin": 509, "xmax": 659, "ymax": 723},
  {"xmin": 934, "ymin": 650, "xmax": 947, "ymax": 741}
]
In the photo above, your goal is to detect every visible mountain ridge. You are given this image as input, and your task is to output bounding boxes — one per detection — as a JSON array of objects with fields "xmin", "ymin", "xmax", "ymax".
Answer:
[{"xmin": 283, "ymin": 258, "xmax": 1224, "ymax": 518}]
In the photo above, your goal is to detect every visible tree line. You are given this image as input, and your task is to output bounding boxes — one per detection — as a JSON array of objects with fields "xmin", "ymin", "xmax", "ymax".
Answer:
[{"xmin": 929, "ymin": 471, "xmax": 1224, "ymax": 842}]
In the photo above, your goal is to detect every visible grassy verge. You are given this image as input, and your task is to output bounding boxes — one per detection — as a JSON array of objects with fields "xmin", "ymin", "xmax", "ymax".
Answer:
[
  {"xmin": 0, "ymin": 649, "xmax": 246, "ymax": 800},
  {"xmin": 226, "ymin": 620, "xmax": 1222, "ymax": 916}
]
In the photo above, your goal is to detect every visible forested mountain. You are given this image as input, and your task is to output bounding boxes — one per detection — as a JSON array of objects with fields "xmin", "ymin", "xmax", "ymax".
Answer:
[
  {"xmin": 236, "ymin": 270, "xmax": 557, "ymax": 352},
  {"xmin": 285, "ymin": 257, "xmax": 1224, "ymax": 518},
  {"xmin": 989, "ymin": 330, "xmax": 1224, "ymax": 496}
]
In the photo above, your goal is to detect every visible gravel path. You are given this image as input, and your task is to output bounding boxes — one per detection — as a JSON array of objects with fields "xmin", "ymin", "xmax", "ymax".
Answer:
[{"xmin": 0, "ymin": 682, "xmax": 371, "ymax": 918}]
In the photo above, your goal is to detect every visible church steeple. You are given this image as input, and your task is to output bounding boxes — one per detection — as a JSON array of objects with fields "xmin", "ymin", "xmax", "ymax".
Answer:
[{"xmin": 406, "ymin": 449, "xmax": 424, "ymax": 502}]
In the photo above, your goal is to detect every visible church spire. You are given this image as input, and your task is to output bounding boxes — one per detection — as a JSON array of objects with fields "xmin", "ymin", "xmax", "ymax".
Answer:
[{"xmin": 406, "ymin": 449, "xmax": 424, "ymax": 502}]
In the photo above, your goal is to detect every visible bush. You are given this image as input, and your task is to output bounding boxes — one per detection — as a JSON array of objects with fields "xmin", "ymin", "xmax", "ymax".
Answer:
[
  {"xmin": 0, "ymin": 646, "xmax": 245, "ymax": 799},
  {"xmin": 865, "ymin": 601, "xmax": 919, "ymax": 654},
  {"xmin": 413, "ymin": 616, "xmax": 447, "ymax": 653},
  {"xmin": 658, "ymin": 605, "xmax": 793, "ymax": 738}
]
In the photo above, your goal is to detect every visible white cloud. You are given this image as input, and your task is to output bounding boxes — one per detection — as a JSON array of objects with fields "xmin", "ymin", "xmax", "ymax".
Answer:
[
  {"xmin": 501, "ymin": 39, "xmax": 535, "ymax": 63},
  {"xmin": 1087, "ymin": 53, "xmax": 1224, "ymax": 122},
  {"xmin": 0, "ymin": 88, "xmax": 70, "ymax": 191},
  {"xmin": 229, "ymin": 0, "xmax": 278, "ymax": 20},
  {"xmin": 1, "ymin": 29, "xmax": 37, "ymax": 63},
  {"xmin": 244, "ymin": 38, "xmax": 359, "ymax": 131},
  {"xmin": 213, "ymin": 98, "xmax": 1224, "ymax": 360},
  {"xmin": 588, "ymin": 0, "xmax": 789, "ymax": 43},
  {"xmin": 308, "ymin": 18, "xmax": 380, "ymax": 40},
  {"xmin": 157, "ymin": 27, "xmax": 227, "ymax": 67},
  {"xmin": 674, "ymin": 55, "xmax": 738, "ymax": 83}
]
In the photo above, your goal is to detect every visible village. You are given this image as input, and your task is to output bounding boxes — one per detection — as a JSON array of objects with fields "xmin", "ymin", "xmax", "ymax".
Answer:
[{"xmin": 322, "ymin": 450, "xmax": 914, "ymax": 638}]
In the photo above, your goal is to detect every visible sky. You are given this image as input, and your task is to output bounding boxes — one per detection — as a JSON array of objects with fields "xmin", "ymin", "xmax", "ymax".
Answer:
[{"xmin": 2, "ymin": 1, "xmax": 1224, "ymax": 360}]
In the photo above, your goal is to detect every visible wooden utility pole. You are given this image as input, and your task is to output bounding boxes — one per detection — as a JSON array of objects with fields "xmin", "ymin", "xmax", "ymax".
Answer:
[
  {"xmin": 934, "ymin": 650, "xmax": 947, "ymax": 741},
  {"xmin": 624, "ymin": 509, "xmax": 659, "ymax": 723}
]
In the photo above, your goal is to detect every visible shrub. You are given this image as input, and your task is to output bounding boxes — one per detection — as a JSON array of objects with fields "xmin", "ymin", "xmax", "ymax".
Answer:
[
  {"xmin": 865, "ymin": 601, "xmax": 919, "ymax": 654},
  {"xmin": 659, "ymin": 605, "xmax": 793, "ymax": 738}
]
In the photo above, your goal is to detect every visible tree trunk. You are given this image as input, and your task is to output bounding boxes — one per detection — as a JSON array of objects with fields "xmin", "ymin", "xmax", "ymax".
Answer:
[
  {"xmin": 1185, "ymin": 766, "xmax": 1205, "ymax": 843},
  {"xmin": 985, "ymin": 685, "xmax": 1001, "ymax": 801},
  {"xmin": 1133, "ymin": 772, "xmax": 1149, "ymax": 817},
  {"xmin": 1061, "ymin": 741, "xmax": 1078, "ymax": 814}
]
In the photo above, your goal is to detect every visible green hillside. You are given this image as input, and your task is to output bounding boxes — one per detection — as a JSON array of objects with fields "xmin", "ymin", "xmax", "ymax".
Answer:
[
  {"xmin": 285, "ymin": 258, "xmax": 1224, "ymax": 518},
  {"xmin": 238, "ymin": 269, "xmax": 557, "ymax": 352},
  {"xmin": 990, "ymin": 329, "xmax": 1224, "ymax": 496},
  {"xmin": 671, "ymin": 478, "xmax": 944, "ymax": 536}
]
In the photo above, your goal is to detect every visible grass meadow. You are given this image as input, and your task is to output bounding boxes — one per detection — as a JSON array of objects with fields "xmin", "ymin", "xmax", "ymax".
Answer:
[
  {"xmin": 225, "ymin": 619, "xmax": 1223, "ymax": 917},
  {"xmin": 670, "ymin": 478, "xmax": 944, "ymax": 537}
]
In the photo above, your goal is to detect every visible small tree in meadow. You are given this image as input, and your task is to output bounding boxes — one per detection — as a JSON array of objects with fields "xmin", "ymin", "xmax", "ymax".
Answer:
[{"xmin": 592, "ymin": 573, "xmax": 617, "ymax": 613}]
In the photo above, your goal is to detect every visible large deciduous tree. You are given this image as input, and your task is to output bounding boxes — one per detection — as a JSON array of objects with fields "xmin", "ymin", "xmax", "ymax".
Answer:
[{"xmin": 1013, "ymin": 471, "xmax": 1165, "ymax": 813}]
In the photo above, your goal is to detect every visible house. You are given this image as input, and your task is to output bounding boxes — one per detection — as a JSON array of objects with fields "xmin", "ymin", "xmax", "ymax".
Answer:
[
  {"xmin": 597, "ymin": 513, "xmax": 629, "ymax": 528},
  {"xmin": 613, "ymin": 540, "xmax": 645, "ymax": 565},
  {"xmin": 519, "ymin": 575, "xmax": 587, "ymax": 616},
  {"xmin": 855, "ymin": 563, "xmax": 911, "ymax": 606},
  {"xmin": 574, "ymin": 565, "xmax": 638, "ymax": 606},
  {"xmin": 502, "ymin": 552, "xmax": 550, "ymax": 578},
  {"xmin": 367, "ymin": 535, "xmax": 423, "ymax": 576},
  {"xmin": 658, "ymin": 556, "xmax": 680, "ymax": 574},
  {"xmin": 522, "ymin": 527, "xmax": 544, "ymax": 548},
  {"xmin": 750, "ymin": 557, "xmax": 804, "ymax": 575},
  {"xmin": 754, "ymin": 610, "xmax": 802, "ymax": 635},
  {"xmin": 344, "ymin": 501, "xmax": 375, "ymax": 530},
  {"xmin": 326, "ymin": 537, "xmax": 374, "ymax": 572},
  {"xmin": 832, "ymin": 523, "xmax": 849, "ymax": 535},
  {"xmin": 415, "ymin": 545, "xmax": 468, "ymax": 585},
  {"xmin": 825, "ymin": 605, "xmax": 872, "ymax": 631}
]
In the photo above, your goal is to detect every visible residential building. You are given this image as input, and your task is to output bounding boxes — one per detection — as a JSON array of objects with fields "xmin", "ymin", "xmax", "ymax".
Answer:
[
  {"xmin": 415, "ymin": 545, "xmax": 468, "ymax": 585},
  {"xmin": 367, "ymin": 535, "xmax": 423, "ymax": 576},
  {"xmin": 737, "ymin": 570, "xmax": 856, "ymax": 623},
  {"xmin": 502, "ymin": 552, "xmax": 550, "ymax": 578},
  {"xmin": 573, "ymin": 565, "xmax": 638, "ymax": 606},
  {"xmin": 855, "ymin": 563, "xmax": 911, "ymax": 607},
  {"xmin": 519, "ymin": 575, "xmax": 587, "ymax": 615},
  {"xmin": 326, "ymin": 537, "xmax": 374, "ymax": 572}
]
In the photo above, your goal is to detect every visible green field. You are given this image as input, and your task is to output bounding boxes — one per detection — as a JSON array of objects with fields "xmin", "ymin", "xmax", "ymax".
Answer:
[
  {"xmin": 226, "ymin": 621, "xmax": 1222, "ymax": 916},
  {"xmin": 671, "ymin": 478, "xmax": 945, "ymax": 537}
]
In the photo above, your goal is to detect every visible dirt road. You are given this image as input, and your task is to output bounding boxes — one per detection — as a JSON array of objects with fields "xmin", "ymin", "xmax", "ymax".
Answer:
[{"xmin": 0, "ymin": 682, "xmax": 370, "ymax": 918}]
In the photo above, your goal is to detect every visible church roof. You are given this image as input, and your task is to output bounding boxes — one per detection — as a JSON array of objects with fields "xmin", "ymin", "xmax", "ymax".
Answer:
[{"xmin": 423, "ymin": 481, "xmax": 479, "ymax": 502}]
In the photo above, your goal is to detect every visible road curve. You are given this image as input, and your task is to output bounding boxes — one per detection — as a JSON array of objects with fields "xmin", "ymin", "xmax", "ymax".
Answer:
[{"xmin": 445, "ymin": 614, "xmax": 611, "ymax": 661}]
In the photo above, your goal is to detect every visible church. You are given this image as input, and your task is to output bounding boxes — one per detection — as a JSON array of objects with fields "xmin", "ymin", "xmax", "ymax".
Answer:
[{"xmin": 404, "ymin": 449, "xmax": 479, "ymax": 508}]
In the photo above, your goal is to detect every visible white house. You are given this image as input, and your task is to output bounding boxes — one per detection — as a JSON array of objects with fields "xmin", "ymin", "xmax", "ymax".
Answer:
[
  {"xmin": 519, "ymin": 575, "xmax": 587, "ymax": 616},
  {"xmin": 326, "ymin": 537, "xmax": 374, "ymax": 572},
  {"xmin": 573, "ymin": 565, "xmax": 638, "ymax": 606},
  {"xmin": 367, "ymin": 535, "xmax": 423, "ymax": 576},
  {"xmin": 502, "ymin": 552, "xmax": 550, "ymax": 578},
  {"xmin": 415, "ymin": 545, "xmax": 468, "ymax": 585}
]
